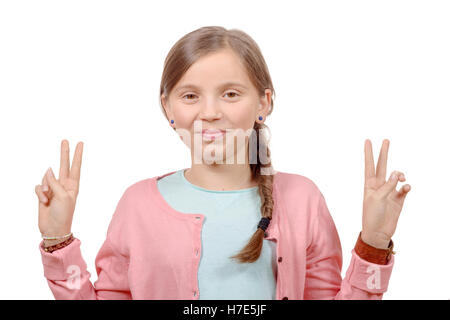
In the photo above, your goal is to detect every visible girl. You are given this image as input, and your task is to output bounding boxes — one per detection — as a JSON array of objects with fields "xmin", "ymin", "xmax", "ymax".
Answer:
[{"xmin": 35, "ymin": 26, "xmax": 411, "ymax": 300}]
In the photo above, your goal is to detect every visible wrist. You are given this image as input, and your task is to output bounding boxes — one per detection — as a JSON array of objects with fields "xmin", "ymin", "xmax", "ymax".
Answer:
[
  {"xmin": 361, "ymin": 231, "xmax": 390, "ymax": 249},
  {"xmin": 43, "ymin": 234, "xmax": 72, "ymax": 247}
]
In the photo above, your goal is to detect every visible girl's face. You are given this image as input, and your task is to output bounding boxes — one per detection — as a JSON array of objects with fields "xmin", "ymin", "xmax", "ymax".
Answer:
[{"xmin": 162, "ymin": 49, "xmax": 272, "ymax": 165}]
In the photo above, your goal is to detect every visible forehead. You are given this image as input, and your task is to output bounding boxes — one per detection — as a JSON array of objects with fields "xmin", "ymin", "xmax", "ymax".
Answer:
[{"xmin": 174, "ymin": 49, "xmax": 253, "ymax": 92}]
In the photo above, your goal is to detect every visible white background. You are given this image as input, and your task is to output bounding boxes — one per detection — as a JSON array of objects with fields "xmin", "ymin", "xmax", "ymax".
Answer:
[{"xmin": 0, "ymin": 0, "xmax": 448, "ymax": 299}]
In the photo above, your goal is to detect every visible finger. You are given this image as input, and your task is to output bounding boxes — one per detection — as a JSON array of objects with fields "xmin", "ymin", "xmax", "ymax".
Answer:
[
  {"xmin": 41, "ymin": 171, "xmax": 51, "ymax": 194},
  {"xmin": 59, "ymin": 139, "xmax": 70, "ymax": 180},
  {"xmin": 364, "ymin": 139, "xmax": 375, "ymax": 181},
  {"xmin": 46, "ymin": 167, "xmax": 67, "ymax": 197},
  {"xmin": 41, "ymin": 180, "xmax": 49, "ymax": 192},
  {"xmin": 393, "ymin": 184, "xmax": 411, "ymax": 208},
  {"xmin": 35, "ymin": 184, "xmax": 49, "ymax": 203},
  {"xmin": 378, "ymin": 170, "xmax": 400, "ymax": 198},
  {"xmin": 397, "ymin": 184, "xmax": 411, "ymax": 197},
  {"xmin": 70, "ymin": 141, "xmax": 84, "ymax": 182},
  {"xmin": 376, "ymin": 139, "xmax": 389, "ymax": 181},
  {"xmin": 386, "ymin": 170, "xmax": 406, "ymax": 183}
]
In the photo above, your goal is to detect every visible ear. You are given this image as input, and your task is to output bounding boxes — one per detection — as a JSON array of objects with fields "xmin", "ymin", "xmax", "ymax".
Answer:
[
  {"xmin": 161, "ymin": 94, "xmax": 173, "ymax": 119},
  {"xmin": 258, "ymin": 89, "xmax": 272, "ymax": 118}
]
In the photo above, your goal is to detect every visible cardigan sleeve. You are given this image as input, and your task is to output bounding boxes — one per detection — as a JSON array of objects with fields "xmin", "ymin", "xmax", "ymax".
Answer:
[
  {"xmin": 39, "ymin": 191, "xmax": 132, "ymax": 300},
  {"xmin": 303, "ymin": 192, "xmax": 394, "ymax": 300}
]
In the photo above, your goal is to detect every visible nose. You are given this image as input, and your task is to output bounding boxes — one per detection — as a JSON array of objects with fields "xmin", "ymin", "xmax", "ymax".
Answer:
[{"xmin": 199, "ymin": 98, "xmax": 222, "ymax": 121}]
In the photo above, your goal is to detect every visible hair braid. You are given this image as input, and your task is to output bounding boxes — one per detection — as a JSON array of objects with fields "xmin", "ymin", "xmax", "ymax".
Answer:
[{"xmin": 229, "ymin": 122, "xmax": 274, "ymax": 263}]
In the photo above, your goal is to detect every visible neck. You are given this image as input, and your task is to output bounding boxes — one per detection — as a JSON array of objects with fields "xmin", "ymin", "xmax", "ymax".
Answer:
[{"xmin": 184, "ymin": 163, "xmax": 258, "ymax": 191}]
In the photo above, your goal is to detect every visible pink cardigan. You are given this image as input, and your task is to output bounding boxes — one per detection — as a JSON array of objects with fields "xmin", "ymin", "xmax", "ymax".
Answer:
[{"xmin": 39, "ymin": 170, "xmax": 394, "ymax": 299}]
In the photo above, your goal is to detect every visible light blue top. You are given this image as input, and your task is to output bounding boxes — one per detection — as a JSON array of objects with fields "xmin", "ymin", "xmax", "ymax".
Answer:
[{"xmin": 157, "ymin": 168, "xmax": 277, "ymax": 300}]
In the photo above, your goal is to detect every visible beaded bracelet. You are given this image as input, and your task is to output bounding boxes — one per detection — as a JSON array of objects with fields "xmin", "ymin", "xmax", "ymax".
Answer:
[{"xmin": 42, "ymin": 234, "xmax": 75, "ymax": 253}]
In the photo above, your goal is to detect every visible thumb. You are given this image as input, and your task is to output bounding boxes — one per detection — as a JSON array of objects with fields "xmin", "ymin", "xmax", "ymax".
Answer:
[
  {"xmin": 45, "ymin": 167, "xmax": 67, "ymax": 198},
  {"xmin": 378, "ymin": 171, "xmax": 399, "ymax": 198}
]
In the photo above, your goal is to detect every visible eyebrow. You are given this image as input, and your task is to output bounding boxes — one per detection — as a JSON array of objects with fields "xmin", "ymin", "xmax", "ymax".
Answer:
[{"xmin": 175, "ymin": 82, "xmax": 248, "ymax": 93}]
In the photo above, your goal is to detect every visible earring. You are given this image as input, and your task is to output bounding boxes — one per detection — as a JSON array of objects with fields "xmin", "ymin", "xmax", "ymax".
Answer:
[
  {"xmin": 258, "ymin": 116, "xmax": 263, "ymax": 121},
  {"xmin": 170, "ymin": 120, "xmax": 174, "ymax": 124}
]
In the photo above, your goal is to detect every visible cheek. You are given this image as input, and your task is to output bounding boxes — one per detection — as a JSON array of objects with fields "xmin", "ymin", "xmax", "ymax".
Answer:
[
  {"xmin": 172, "ymin": 106, "xmax": 197, "ymax": 127},
  {"xmin": 226, "ymin": 106, "xmax": 256, "ymax": 130}
]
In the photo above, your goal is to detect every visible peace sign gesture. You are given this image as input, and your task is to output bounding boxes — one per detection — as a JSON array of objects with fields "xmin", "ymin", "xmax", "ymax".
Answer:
[
  {"xmin": 361, "ymin": 139, "xmax": 411, "ymax": 249},
  {"xmin": 34, "ymin": 140, "xmax": 84, "ymax": 245}
]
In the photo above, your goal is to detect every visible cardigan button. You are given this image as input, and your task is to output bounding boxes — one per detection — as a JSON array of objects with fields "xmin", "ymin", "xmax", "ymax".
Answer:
[
  {"xmin": 278, "ymin": 257, "xmax": 283, "ymax": 262},
  {"xmin": 282, "ymin": 296, "xmax": 288, "ymax": 300}
]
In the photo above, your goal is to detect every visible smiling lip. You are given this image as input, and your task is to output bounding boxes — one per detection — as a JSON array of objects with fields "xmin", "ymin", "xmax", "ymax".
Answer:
[{"xmin": 202, "ymin": 129, "xmax": 226, "ymax": 140}]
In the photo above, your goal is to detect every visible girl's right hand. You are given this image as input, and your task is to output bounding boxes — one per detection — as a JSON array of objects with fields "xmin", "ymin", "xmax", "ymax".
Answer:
[{"xmin": 35, "ymin": 140, "xmax": 84, "ymax": 242}]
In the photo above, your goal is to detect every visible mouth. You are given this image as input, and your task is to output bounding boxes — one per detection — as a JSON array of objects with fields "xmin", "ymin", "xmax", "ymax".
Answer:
[{"xmin": 202, "ymin": 129, "xmax": 226, "ymax": 141}]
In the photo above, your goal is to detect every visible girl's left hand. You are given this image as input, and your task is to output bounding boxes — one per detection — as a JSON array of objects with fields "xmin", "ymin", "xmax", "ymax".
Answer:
[{"xmin": 361, "ymin": 139, "xmax": 411, "ymax": 249}]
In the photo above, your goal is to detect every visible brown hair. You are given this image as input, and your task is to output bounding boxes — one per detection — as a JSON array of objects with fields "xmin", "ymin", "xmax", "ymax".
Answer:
[{"xmin": 159, "ymin": 26, "xmax": 276, "ymax": 263}]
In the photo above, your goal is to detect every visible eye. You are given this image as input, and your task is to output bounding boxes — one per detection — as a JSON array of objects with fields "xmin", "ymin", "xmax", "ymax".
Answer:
[
  {"xmin": 225, "ymin": 91, "xmax": 239, "ymax": 98},
  {"xmin": 182, "ymin": 93, "xmax": 197, "ymax": 100}
]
